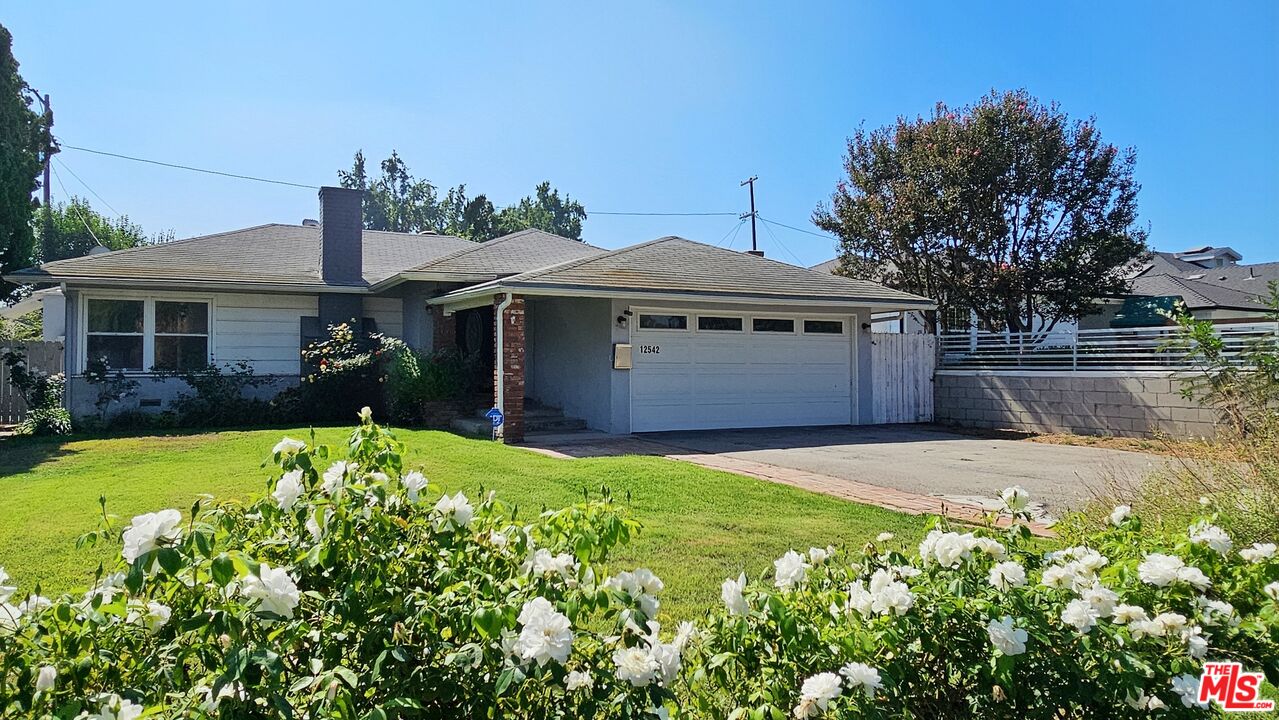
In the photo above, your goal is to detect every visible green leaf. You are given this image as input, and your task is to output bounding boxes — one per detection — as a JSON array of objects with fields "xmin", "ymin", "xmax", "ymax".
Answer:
[{"xmin": 211, "ymin": 554, "xmax": 235, "ymax": 587}]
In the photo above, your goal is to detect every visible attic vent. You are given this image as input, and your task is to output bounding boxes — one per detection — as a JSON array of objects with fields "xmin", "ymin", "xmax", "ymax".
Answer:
[{"xmin": 302, "ymin": 218, "xmax": 319, "ymax": 227}]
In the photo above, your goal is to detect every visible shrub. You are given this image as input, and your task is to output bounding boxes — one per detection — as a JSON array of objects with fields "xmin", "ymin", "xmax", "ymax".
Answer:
[
  {"xmin": 382, "ymin": 338, "xmax": 482, "ymax": 424},
  {"xmin": 0, "ymin": 411, "xmax": 686, "ymax": 718},
  {"xmin": 1, "ymin": 348, "xmax": 71, "ymax": 436},
  {"xmin": 685, "ymin": 498, "xmax": 1278, "ymax": 718},
  {"xmin": 83, "ymin": 356, "xmax": 139, "ymax": 424},
  {"xmin": 295, "ymin": 322, "xmax": 388, "ymax": 422},
  {"xmin": 157, "ymin": 361, "xmax": 280, "ymax": 428}
]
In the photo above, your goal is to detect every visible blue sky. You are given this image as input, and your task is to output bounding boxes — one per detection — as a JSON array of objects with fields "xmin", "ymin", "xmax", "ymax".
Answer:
[{"xmin": 6, "ymin": 1, "xmax": 1277, "ymax": 265}]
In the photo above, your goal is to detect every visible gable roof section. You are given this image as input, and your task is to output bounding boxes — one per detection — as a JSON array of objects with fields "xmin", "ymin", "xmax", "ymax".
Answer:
[
  {"xmin": 1130, "ymin": 273, "xmax": 1270, "ymax": 311},
  {"xmin": 7, "ymin": 224, "xmax": 474, "ymax": 290},
  {"xmin": 435, "ymin": 236, "xmax": 934, "ymax": 307},
  {"xmin": 383, "ymin": 229, "xmax": 606, "ymax": 288}
]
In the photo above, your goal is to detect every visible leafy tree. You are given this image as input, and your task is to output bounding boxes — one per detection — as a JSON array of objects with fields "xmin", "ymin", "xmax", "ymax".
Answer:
[
  {"xmin": 0, "ymin": 23, "xmax": 52, "ymax": 302},
  {"xmin": 338, "ymin": 151, "xmax": 585, "ymax": 241},
  {"xmin": 34, "ymin": 196, "xmax": 171, "ymax": 263},
  {"xmin": 814, "ymin": 89, "xmax": 1148, "ymax": 333},
  {"xmin": 495, "ymin": 181, "xmax": 586, "ymax": 240}
]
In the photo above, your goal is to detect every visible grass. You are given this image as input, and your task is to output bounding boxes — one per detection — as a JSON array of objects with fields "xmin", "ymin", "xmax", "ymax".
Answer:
[{"xmin": 0, "ymin": 426, "xmax": 929, "ymax": 620}]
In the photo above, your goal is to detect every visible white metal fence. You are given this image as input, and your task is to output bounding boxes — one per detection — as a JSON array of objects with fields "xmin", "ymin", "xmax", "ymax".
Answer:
[
  {"xmin": 1, "ymin": 341, "xmax": 64, "ymax": 424},
  {"xmin": 938, "ymin": 322, "xmax": 1279, "ymax": 371}
]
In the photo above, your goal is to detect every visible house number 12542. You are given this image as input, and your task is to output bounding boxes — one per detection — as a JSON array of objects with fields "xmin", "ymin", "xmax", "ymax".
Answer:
[{"xmin": 639, "ymin": 345, "xmax": 661, "ymax": 354}]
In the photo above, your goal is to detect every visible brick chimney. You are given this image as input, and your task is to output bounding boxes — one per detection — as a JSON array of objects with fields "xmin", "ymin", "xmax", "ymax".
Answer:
[{"xmin": 318, "ymin": 186, "xmax": 363, "ymax": 285}]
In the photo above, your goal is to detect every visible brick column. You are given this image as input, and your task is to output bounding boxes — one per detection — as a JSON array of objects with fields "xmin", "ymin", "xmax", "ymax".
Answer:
[
  {"xmin": 494, "ymin": 294, "xmax": 526, "ymax": 442},
  {"xmin": 431, "ymin": 306, "xmax": 457, "ymax": 352}
]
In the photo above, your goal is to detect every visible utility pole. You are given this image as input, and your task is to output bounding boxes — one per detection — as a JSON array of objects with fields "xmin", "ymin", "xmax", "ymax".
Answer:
[
  {"xmin": 31, "ymin": 92, "xmax": 53, "ymax": 206},
  {"xmin": 739, "ymin": 176, "xmax": 761, "ymax": 256}
]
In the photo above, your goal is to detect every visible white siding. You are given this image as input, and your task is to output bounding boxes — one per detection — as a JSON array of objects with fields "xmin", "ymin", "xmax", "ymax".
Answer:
[
  {"xmin": 214, "ymin": 293, "xmax": 318, "ymax": 375},
  {"xmin": 363, "ymin": 296, "xmax": 404, "ymax": 339}
]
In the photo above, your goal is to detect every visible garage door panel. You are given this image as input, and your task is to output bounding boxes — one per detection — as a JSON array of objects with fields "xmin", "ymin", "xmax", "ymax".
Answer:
[{"xmin": 631, "ymin": 315, "xmax": 854, "ymax": 432}]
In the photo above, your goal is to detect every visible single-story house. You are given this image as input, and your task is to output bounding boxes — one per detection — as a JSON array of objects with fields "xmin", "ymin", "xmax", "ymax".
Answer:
[{"xmin": 5, "ymin": 186, "xmax": 934, "ymax": 441}]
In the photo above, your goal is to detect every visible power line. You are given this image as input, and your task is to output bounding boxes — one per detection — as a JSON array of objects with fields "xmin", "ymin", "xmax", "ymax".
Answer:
[
  {"xmin": 61, "ymin": 144, "xmax": 320, "ymax": 190},
  {"xmin": 48, "ymin": 163, "xmax": 103, "ymax": 245},
  {"xmin": 759, "ymin": 215, "xmax": 836, "ymax": 240},
  {"xmin": 760, "ymin": 218, "xmax": 806, "ymax": 266},
  {"xmin": 591, "ymin": 210, "xmax": 738, "ymax": 217},
  {"xmin": 723, "ymin": 220, "xmax": 747, "ymax": 250},
  {"xmin": 714, "ymin": 218, "xmax": 747, "ymax": 247},
  {"xmin": 54, "ymin": 157, "xmax": 121, "ymax": 216}
]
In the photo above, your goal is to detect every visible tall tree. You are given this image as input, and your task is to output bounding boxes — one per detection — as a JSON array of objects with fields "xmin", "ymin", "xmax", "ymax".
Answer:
[
  {"xmin": 338, "ymin": 152, "xmax": 586, "ymax": 241},
  {"xmin": 0, "ymin": 23, "xmax": 51, "ymax": 302},
  {"xmin": 35, "ymin": 196, "xmax": 170, "ymax": 263},
  {"xmin": 814, "ymin": 89, "xmax": 1148, "ymax": 333},
  {"xmin": 496, "ymin": 182, "xmax": 586, "ymax": 240}
]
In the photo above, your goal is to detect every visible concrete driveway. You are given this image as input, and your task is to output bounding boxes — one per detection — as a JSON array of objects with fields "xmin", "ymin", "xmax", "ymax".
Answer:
[{"xmin": 638, "ymin": 425, "xmax": 1162, "ymax": 517}]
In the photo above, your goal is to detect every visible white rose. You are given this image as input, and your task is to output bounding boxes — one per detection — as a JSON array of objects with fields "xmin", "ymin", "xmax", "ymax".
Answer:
[
  {"xmin": 1264, "ymin": 581, "xmax": 1279, "ymax": 602},
  {"xmin": 565, "ymin": 670, "xmax": 593, "ymax": 691},
  {"xmin": 1188, "ymin": 521, "xmax": 1232, "ymax": 555},
  {"xmin": 773, "ymin": 550, "xmax": 809, "ymax": 589},
  {"xmin": 1239, "ymin": 543, "xmax": 1276, "ymax": 563},
  {"xmin": 1108, "ymin": 504, "xmax": 1132, "ymax": 526},
  {"xmin": 986, "ymin": 616, "xmax": 1028, "ymax": 656},
  {"xmin": 513, "ymin": 597, "xmax": 574, "ymax": 667},
  {"xmin": 988, "ymin": 561, "xmax": 1027, "ymax": 591},
  {"xmin": 273, "ymin": 469, "xmax": 305, "ymax": 511},
  {"xmin": 239, "ymin": 563, "xmax": 300, "ymax": 619},
  {"xmin": 272, "ymin": 437, "xmax": 306, "ymax": 455},
  {"xmin": 432, "ymin": 492, "xmax": 474, "ymax": 531},
  {"xmin": 1060, "ymin": 599, "xmax": 1099, "ymax": 633},
  {"xmin": 839, "ymin": 662, "xmax": 883, "ymax": 698},
  {"xmin": 1000, "ymin": 485, "xmax": 1029, "ymax": 512},
  {"xmin": 121, "ymin": 509, "xmax": 184, "ymax": 564},
  {"xmin": 614, "ymin": 646, "xmax": 659, "ymax": 687},
  {"xmin": 402, "ymin": 471, "xmax": 428, "ymax": 503},
  {"xmin": 35, "ymin": 665, "xmax": 56, "ymax": 693},
  {"xmin": 797, "ymin": 672, "xmax": 843, "ymax": 715},
  {"xmin": 1137, "ymin": 553, "xmax": 1184, "ymax": 587}
]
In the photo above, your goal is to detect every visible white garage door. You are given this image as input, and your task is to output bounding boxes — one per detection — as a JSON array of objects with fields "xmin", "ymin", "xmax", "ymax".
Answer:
[{"xmin": 630, "ymin": 310, "xmax": 854, "ymax": 432}]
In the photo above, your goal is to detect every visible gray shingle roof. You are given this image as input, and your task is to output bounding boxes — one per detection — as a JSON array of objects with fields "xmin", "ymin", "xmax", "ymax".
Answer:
[
  {"xmin": 455, "ymin": 237, "xmax": 933, "ymax": 306},
  {"xmin": 9, "ymin": 224, "xmax": 474, "ymax": 288},
  {"xmin": 401, "ymin": 229, "xmax": 606, "ymax": 279},
  {"xmin": 1130, "ymin": 273, "xmax": 1270, "ymax": 311}
]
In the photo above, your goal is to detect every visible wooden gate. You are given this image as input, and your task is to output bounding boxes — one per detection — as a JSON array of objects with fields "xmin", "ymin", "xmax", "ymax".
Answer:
[
  {"xmin": 1, "ymin": 341, "xmax": 64, "ymax": 424},
  {"xmin": 871, "ymin": 333, "xmax": 935, "ymax": 424}
]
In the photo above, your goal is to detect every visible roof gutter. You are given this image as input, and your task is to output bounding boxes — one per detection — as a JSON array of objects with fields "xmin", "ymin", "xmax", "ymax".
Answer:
[
  {"xmin": 2, "ymin": 275, "xmax": 371, "ymax": 294},
  {"xmin": 429, "ymin": 283, "xmax": 937, "ymax": 311}
]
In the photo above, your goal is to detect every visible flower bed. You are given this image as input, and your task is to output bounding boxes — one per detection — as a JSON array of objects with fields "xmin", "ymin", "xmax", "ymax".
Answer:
[{"xmin": 0, "ymin": 413, "xmax": 1275, "ymax": 718}]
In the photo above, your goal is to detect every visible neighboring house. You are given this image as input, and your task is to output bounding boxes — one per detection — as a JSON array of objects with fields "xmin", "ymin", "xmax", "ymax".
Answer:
[
  {"xmin": 1082, "ymin": 246, "xmax": 1277, "ymax": 328},
  {"xmin": 5, "ymin": 187, "xmax": 934, "ymax": 441},
  {"xmin": 809, "ymin": 258, "xmax": 929, "ymax": 333}
]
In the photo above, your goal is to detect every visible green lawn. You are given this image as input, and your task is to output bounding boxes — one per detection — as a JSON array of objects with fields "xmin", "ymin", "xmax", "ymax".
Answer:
[{"xmin": 0, "ymin": 427, "xmax": 928, "ymax": 620}]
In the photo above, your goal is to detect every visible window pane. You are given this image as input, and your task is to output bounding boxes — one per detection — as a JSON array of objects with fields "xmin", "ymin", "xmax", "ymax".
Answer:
[
  {"xmin": 155, "ymin": 301, "xmax": 209, "ymax": 334},
  {"xmin": 154, "ymin": 336, "xmax": 209, "ymax": 371},
  {"xmin": 639, "ymin": 314, "xmax": 687, "ymax": 330},
  {"xmin": 752, "ymin": 318, "xmax": 794, "ymax": 333},
  {"xmin": 87, "ymin": 335, "xmax": 144, "ymax": 371},
  {"xmin": 804, "ymin": 320, "xmax": 844, "ymax": 334},
  {"xmin": 698, "ymin": 316, "xmax": 743, "ymax": 331},
  {"xmin": 87, "ymin": 299, "xmax": 143, "ymax": 333}
]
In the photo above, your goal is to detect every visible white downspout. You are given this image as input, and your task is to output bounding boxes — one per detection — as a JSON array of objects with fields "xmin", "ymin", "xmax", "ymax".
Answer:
[{"xmin": 493, "ymin": 293, "xmax": 514, "ymax": 439}]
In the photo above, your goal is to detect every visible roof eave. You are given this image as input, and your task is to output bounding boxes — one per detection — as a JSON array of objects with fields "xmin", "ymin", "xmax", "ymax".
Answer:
[
  {"xmin": 429, "ymin": 281, "xmax": 936, "ymax": 311},
  {"xmin": 4, "ymin": 274, "xmax": 369, "ymax": 294}
]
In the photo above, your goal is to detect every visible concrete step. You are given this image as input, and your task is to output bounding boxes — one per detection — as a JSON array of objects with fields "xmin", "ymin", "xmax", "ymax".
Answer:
[
  {"xmin": 473, "ymin": 403, "xmax": 565, "ymax": 420},
  {"xmin": 452, "ymin": 412, "xmax": 588, "ymax": 437}
]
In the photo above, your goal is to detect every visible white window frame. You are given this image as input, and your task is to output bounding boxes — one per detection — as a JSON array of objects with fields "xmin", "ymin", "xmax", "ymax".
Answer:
[
  {"xmin": 694, "ymin": 314, "xmax": 745, "ymax": 333},
  {"xmin": 801, "ymin": 318, "xmax": 846, "ymax": 336},
  {"xmin": 78, "ymin": 291, "xmax": 216, "ymax": 374},
  {"xmin": 750, "ymin": 316, "xmax": 797, "ymax": 334},
  {"xmin": 636, "ymin": 312, "xmax": 690, "ymax": 332}
]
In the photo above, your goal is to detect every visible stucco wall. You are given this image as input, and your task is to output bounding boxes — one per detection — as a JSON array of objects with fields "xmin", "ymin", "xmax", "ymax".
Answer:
[
  {"xmin": 526, "ymin": 296, "xmax": 614, "ymax": 431},
  {"xmin": 934, "ymin": 371, "xmax": 1218, "ymax": 439}
]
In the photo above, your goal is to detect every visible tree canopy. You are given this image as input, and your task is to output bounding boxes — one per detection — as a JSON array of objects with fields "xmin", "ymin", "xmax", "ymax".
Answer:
[
  {"xmin": 35, "ymin": 196, "xmax": 171, "ymax": 263},
  {"xmin": 338, "ymin": 151, "xmax": 586, "ymax": 241},
  {"xmin": 0, "ymin": 23, "xmax": 51, "ymax": 302},
  {"xmin": 814, "ymin": 89, "xmax": 1149, "ymax": 333}
]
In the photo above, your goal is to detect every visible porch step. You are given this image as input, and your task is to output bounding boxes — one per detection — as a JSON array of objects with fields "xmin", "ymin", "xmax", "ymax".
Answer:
[{"xmin": 452, "ymin": 402, "xmax": 588, "ymax": 437}]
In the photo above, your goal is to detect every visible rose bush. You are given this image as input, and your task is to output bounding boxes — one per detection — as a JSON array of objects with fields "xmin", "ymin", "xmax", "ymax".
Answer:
[
  {"xmin": 1, "ymin": 414, "xmax": 1276, "ymax": 718},
  {"xmin": 0, "ymin": 411, "xmax": 687, "ymax": 718},
  {"xmin": 683, "ymin": 497, "xmax": 1278, "ymax": 718}
]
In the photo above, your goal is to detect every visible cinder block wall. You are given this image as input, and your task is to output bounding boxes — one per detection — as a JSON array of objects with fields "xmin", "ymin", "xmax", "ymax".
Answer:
[{"xmin": 933, "ymin": 372, "xmax": 1218, "ymax": 439}]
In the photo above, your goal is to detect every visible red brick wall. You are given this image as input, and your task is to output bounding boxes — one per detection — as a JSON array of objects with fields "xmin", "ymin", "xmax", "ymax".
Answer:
[
  {"xmin": 494, "ymin": 294, "xmax": 526, "ymax": 442},
  {"xmin": 431, "ymin": 306, "xmax": 456, "ymax": 352}
]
